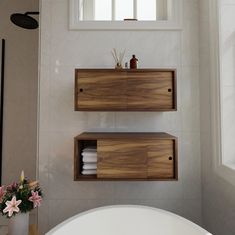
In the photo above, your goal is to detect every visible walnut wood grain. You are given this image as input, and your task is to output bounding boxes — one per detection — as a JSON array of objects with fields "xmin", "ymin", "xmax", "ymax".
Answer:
[
  {"xmin": 75, "ymin": 70, "xmax": 126, "ymax": 110},
  {"xmin": 75, "ymin": 69, "xmax": 177, "ymax": 111},
  {"xmin": 74, "ymin": 132, "xmax": 178, "ymax": 181},
  {"xmin": 147, "ymin": 140, "xmax": 174, "ymax": 179},
  {"xmin": 74, "ymin": 138, "xmax": 80, "ymax": 181},
  {"xmin": 126, "ymin": 71, "xmax": 174, "ymax": 110},
  {"xmin": 97, "ymin": 140, "xmax": 147, "ymax": 179},
  {"xmin": 75, "ymin": 132, "xmax": 177, "ymax": 140}
]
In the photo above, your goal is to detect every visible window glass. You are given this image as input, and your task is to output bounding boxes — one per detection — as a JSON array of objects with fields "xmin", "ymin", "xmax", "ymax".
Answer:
[
  {"xmin": 71, "ymin": 0, "xmax": 182, "ymax": 30},
  {"xmin": 137, "ymin": 0, "xmax": 156, "ymax": 21},
  {"xmin": 115, "ymin": 0, "xmax": 134, "ymax": 20},
  {"xmin": 95, "ymin": 0, "xmax": 112, "ymax": 20},
  {"xmin": 78, "ymin": 0, "xmax": 84, "ymax": 20}
]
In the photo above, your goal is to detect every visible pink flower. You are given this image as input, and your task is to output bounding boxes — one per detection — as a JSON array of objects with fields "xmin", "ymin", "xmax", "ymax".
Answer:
[
  {"xmin": 6, "ymin": 182, "xmax": 17, "ymax": 192},
  {"xmin": 29, "ymin": 191, "xmax": 42, "ymax": 208},
  {"xmin": 11, "ymin": 182, "xmax": 17, "ymax": 189},
  {"xmin": 3, "ymin": 196, "xmax": 21, "ymax": 217},
  {"xmin": 0, "ymin": 186, "xmax": 5, "ymax": 203}
]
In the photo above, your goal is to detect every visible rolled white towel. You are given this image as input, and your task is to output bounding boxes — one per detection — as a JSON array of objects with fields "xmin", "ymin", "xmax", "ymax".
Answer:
[
  {"xmin": 82, "ymin": 146, "xmax": 97, "ymax": 153},
  {"xmin": 81, "ymin": 152, "xmax": 97, "ymax": 157},
  {"xmin": 82, "ymin": 155, "xmax": 97, "ymax": 163},
  {"xmin": 83, "ymin": 163, "xmax": 97, "ymax": 170},
  {"xmin": 82, "ymin": 169, "xmax": 97, "ymax": 175}
]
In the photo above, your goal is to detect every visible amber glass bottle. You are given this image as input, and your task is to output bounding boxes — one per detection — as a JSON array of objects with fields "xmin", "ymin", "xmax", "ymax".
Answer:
[{"xmin": 130, "ymin": 55, "xmax": 138, "ymax": 69}]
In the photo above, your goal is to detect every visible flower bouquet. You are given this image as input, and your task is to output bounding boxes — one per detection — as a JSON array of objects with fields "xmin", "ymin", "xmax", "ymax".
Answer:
[
  {"xmin": 0, "ymin": 171, "xmax": 43, "ymax": 235},
  {"xmin": 0, "ymin": 171, "xmax": 42, "ymax": 235}
]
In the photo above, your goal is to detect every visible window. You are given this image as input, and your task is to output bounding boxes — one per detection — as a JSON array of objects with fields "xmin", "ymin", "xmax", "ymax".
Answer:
[
  {"xmin": 210, "ymin": 0, "xmax": 235, "ymax": 186},
  {"xmin": 78, "ymin": 0, "xmax": 165, "ymax": 21},
  {"xmin": 70, "ymin": 0, "xmax": 182, "ymax": 30}
]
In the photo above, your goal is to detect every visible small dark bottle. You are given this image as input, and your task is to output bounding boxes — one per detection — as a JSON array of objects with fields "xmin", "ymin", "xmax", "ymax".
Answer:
[{"xmin": 130, "ymin": 55, "xmax": 138, "ymax": 69}]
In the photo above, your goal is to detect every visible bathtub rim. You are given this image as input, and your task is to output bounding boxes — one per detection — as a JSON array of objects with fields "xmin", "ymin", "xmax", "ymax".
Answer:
[{"xmin": 45, "ymin": 204, "xmax": 212, "ymax": 235}]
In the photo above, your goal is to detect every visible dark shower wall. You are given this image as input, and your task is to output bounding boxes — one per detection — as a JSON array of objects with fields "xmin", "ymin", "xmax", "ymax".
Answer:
[{"xmin": 0, "ymin": 0, "xmax": 39, "ymax": 225}]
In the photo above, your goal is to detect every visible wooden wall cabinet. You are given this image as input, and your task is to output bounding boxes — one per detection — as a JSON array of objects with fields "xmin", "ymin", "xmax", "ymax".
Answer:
[
  {"xmin": 75, "ymin": 69, "xmax": 177, "ymax": 111},
  {"xmin": 74, "ymin": 132, "xmax": 178, "ymax": 181}
]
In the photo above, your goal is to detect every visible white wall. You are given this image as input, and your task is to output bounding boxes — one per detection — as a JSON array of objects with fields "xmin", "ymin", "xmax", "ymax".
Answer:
[
  {"xmin": 39, "ymin": 0, "xmax": 202, "ymax": 234},
  {"xmin": 199, "ymin": 0, "xmax": 235, "ymax": 234},
  {"xmin": 220, "ymin": 0, "xmax": 235, "ymax": 165},
  {"xmin": 0, "ymin": 0, "xmax": 39, "ymax": 229}
]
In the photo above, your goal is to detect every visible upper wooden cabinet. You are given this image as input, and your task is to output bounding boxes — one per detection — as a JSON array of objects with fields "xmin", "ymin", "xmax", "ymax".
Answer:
[{"xmin": 75, "ymin": 69, "xmax": 177, "ymax": 111}]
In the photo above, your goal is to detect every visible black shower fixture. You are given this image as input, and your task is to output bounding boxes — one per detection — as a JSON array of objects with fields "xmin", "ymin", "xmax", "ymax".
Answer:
[{"xmin": 10, "ymin": 12, "xmax": 39, "ymax": 29}]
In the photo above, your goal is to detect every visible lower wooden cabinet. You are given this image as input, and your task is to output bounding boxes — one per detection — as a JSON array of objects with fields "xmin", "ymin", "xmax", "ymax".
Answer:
[{"xmin": 74, "ymin": 132, "xmax": 178, "ymax": 181}]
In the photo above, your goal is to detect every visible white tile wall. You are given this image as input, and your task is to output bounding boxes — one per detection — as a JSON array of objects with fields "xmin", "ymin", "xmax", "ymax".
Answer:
[{"xmin": 39, "ymin": 0, "xmax": 202, "ymax": 233}]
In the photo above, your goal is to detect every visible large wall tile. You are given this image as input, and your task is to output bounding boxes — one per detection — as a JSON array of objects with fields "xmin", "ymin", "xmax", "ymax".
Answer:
[
  {"xmin": 39, "ymin": 0, "xmax": 201, "ymax": 232},
  {"xmin": 181, "ymin": 199, "xmax": 202, "ymax": 225},
  {"xmin": 181, "ymin": 0, "xmax": 199, "ymax": 67}
]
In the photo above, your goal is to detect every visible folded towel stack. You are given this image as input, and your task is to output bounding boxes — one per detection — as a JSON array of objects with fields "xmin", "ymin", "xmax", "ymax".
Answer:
[{"xmin": 81, "ymin": 147, "xmax": 97, "ymax": 175}]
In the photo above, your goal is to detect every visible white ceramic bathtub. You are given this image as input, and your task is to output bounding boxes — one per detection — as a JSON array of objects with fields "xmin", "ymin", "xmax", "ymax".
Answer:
[{"xmin": 45, "ymin": 205, "xmax": 212, "ymax": 235}]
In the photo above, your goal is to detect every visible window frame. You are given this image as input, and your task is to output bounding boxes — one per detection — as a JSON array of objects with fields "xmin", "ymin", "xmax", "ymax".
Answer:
[
  {"xmin": 69, "ymin": 0, "xmax": 182, "ymax": 30},
  {"xmin": 210, "ymin": 0, "xmax": 235, "ymax": 186}
]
